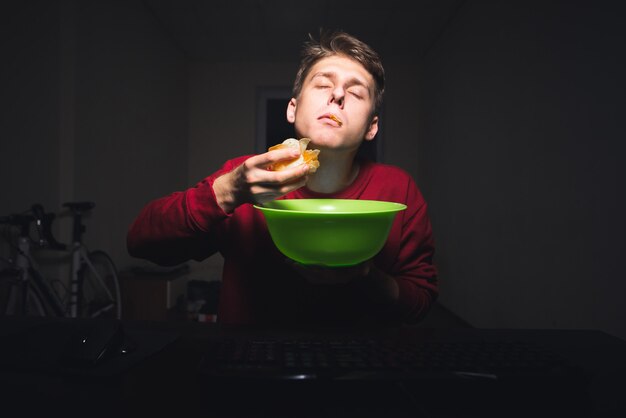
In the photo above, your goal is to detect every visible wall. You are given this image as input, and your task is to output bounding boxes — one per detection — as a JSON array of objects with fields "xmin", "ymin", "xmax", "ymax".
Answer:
[
  {"xmin": 1, "ymin": 2, "xmax": 61, "ymax": 221},
  {"xmin": 1, "ymin": 1, "xmax": 188, "ymax": 276},
  {"xmin": 72, "ymin": 0, "xmax": 188, "ymax": 269},
  {"xmin": 418, "ymin": 2, "xmax": 626, "ymax": 339},
  {"xmin": 383, "ymin": 61, "xmax": 422, "ymax": 181}
]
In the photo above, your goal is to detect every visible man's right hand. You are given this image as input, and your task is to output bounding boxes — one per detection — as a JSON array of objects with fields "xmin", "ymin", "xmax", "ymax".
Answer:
[{"xmin": 213, "ymin": 147, "xmax": 311, "ymax": 214}]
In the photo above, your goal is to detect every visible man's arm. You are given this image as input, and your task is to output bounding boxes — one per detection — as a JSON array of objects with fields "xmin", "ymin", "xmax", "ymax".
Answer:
[
  {"xmin": 126, "ymin": 182, "xmax": 226, "ymax": 266},
  {"xmin": 127, "ymin": 149, "xmax": 312, "ymax": 266}
]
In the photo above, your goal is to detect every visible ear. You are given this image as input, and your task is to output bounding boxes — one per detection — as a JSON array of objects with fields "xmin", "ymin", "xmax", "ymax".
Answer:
[
  {"xmin": 364, "ymin": 115, "xmax": 379, "ymax": 141},
  {"xmin": 286, "ymin": 98, "xmax": 297, "ymax": 123}
]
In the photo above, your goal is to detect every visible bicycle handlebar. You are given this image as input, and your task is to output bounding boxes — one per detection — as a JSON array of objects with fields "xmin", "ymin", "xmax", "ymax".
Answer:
[
  {"xmin": 1, "ymin": 202, "xmax": 97, "ymax": 250},
  {"xmin": 0, "ymin": 213, "xmax": 35, "ymax": 237},
  {"xmin": 0, "ymin": 205, "xmax": 67, "ymax": 251}
]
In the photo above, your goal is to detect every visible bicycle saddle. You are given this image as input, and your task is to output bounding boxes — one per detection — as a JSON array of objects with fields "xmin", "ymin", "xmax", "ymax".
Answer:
[{"xmin": 63, "ymin": 201, "xmax": 95, "ymax": 212}]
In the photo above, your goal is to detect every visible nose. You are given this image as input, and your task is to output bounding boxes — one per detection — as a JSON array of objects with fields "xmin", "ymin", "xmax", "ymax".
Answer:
[{"xmin": 329, "ymin": 86, "xmax": 345, "ymax": 108}]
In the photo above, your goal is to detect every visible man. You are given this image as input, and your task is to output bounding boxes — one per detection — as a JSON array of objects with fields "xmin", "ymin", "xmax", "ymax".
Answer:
[{"xmin": 127, "ymin": 30, "xmax": 438, "ymax": 325}]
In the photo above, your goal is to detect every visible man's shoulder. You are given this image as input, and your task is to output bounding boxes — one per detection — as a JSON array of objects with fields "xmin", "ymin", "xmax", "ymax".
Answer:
[
  {"xmin": 362, "ymin": 160, "xmax": 414, "ymax": 180},
  {"xmin": 360, "ymin": 161, "xmax": 425, "ymax": 202}
]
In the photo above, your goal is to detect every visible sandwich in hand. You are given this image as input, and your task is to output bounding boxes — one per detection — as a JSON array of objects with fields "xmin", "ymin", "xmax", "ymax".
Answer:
[{"xmin": 267, "ymin": 138, "xmax": 320, "ymax": 173}]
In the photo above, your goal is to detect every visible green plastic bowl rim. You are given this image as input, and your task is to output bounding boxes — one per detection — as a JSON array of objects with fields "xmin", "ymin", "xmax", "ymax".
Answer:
[{"xmin": 253, "ymin": 199, "xmax": 407, "ymax": 215}]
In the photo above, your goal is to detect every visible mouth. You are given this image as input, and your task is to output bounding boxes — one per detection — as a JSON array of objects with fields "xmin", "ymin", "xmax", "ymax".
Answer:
[{"xmin": 319, "ymin": 113, "xmax": 343, "ymax": 127}]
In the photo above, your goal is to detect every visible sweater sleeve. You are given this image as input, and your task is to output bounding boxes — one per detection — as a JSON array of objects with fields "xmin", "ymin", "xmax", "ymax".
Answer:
[
  {"xmin": 126, "ymin": 157, "xmax": 247, "ymax": 266},
  {"xmin": 391, "ymin": 178, "xmax": 439, "ymax": 324}
]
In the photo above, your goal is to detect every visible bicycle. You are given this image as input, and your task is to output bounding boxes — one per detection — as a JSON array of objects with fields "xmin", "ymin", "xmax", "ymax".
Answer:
[{"xmin": 0, "ymin": 201, "xmax": 121, "ymax": 319}]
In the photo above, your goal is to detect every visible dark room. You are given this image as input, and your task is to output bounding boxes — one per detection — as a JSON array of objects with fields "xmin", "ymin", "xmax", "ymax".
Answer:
[{"xmin": 1, "ymin": 1, "xmax": 625, "ymax": 417}]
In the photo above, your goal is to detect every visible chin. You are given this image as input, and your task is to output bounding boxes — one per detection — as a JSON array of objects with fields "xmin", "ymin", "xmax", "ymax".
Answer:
[{"xmin": 307, "ymin": 132, "xmax": 341, "ymax": 147}]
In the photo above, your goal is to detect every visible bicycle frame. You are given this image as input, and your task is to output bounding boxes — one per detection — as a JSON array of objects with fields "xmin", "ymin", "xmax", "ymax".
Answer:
[
  {"xmin": 2, "ymin": 203, "xmax": 121, "ymax": 319},
  {"xmin": 11, "ymin": 235, "xmax": 66, "ymax": 317},
  {"xmin": 68, "ymin": 242, "xmax": 82, "ymax": 318},
  {"xmin": 68, "ymin": 242, "xmax": 117, "ymax": 318}
]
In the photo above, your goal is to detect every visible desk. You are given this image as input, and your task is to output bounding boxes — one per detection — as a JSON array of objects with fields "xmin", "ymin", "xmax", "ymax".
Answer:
[{"xmin": 1, "ymin": 317, "xmax": 625, "ymax": 418}]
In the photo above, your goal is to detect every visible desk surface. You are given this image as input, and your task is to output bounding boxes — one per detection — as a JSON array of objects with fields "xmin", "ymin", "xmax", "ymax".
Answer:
[{"xmin": 1, "ymin": 317, "xmax": 625, "ymax": 418}]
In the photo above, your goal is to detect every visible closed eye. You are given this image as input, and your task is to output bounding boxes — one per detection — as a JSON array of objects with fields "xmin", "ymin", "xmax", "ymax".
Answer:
[{"xmin": 348, "ymin": 88, "xmax": 365, "ymax": 99}]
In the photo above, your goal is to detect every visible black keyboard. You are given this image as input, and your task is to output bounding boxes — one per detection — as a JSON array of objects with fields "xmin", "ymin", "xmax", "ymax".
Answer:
[{"xmin": 198, "ymin": 336, "xmax": 587, "ymax": 383}]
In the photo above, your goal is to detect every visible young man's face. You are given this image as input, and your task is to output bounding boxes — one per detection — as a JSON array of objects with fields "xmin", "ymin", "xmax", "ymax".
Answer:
[{"xmin": 286, "ymin": 55, "xmax": 378, "ymax": 153}]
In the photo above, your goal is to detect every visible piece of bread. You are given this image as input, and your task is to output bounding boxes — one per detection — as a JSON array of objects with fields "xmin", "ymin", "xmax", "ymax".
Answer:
[{"xmin": 268, "ymin": 138, "xmax": 320, "ymax": 173}]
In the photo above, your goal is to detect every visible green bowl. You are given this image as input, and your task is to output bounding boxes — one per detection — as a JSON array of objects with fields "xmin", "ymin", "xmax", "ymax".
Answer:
[{"xmin": 254, "ymin": 199, "xmax": 407, "ymax": 267}]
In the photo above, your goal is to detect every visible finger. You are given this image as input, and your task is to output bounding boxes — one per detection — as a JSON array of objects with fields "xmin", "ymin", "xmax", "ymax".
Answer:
[
  {"xmin": 240, "ymin": 154, "xmax": 306, "ymax": 186},
  {"xmin": 252, "ymin": 164, "xmax": 309, "ymax": 188},
  {"xmin": 249, "ymin": 148, "xmax": 301, "ymax": 169},
  {"xmin": 268, "ymin": 164, "xmax": 310, "ymax": 185},
  {"xmin": 250, "ymin": 176, "xmax": 308, "ymax": 202}
]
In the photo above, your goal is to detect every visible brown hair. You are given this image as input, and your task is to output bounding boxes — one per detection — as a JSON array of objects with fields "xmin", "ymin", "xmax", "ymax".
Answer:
[{"xmin": 292, "ymin": 30, "xmax": 385, "ymax": 115}]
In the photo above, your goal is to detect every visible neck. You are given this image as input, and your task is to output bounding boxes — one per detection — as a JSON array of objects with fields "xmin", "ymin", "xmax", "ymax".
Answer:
[{"xmin": 306, "ymin": 153, "xmax": 360, "ymax": 194}]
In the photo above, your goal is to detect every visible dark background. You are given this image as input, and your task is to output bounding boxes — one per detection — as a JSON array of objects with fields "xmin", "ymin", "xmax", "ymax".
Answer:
[{"xmin": 1, "ymin": 0, "xmax": 625, "ymax": 340}]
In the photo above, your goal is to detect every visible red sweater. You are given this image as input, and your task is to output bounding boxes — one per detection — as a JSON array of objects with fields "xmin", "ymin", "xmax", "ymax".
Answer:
[{"xmin": 127, "ymin": 156, "xmax": 438, "ymax": 325}]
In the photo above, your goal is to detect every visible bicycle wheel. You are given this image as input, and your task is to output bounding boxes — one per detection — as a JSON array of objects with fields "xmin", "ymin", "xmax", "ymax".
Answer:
[{"xmin": 79, "ymin": 250, "xmax": 122, "ymax": 319}]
